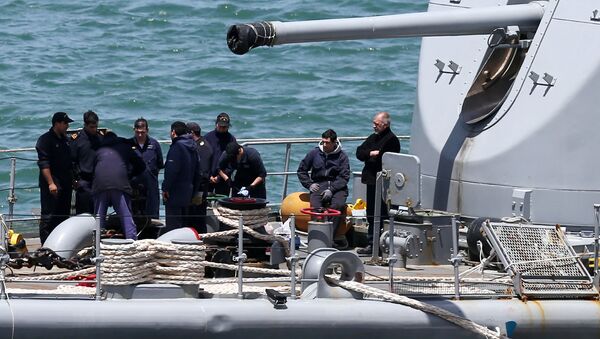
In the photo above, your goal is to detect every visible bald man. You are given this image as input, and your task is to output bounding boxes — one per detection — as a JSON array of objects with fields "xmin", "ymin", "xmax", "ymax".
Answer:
[{"xmin": 356, "ymin": 112, "xmax": 401, "ymax": 255}]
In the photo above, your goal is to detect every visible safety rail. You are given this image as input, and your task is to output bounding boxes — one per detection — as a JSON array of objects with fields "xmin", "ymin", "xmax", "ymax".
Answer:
[{"xmin": 0, "ymin": 135, "xmax": 410, "ymax": 230}]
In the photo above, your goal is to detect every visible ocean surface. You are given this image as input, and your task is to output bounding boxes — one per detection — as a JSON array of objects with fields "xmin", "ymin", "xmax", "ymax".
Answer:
[{"xmin": 0, "ymin": 0, "xmax": 425, "ymax": 227}]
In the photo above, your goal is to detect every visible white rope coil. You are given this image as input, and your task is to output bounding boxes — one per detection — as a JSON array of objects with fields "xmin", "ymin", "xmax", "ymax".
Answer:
[
  {"xmin": 101, "ymin": 239, "xmax": 205, "ymax": 285},
  {"xmin": 213, "ymin": 205, "xmax": 270, "ymax": 229}
]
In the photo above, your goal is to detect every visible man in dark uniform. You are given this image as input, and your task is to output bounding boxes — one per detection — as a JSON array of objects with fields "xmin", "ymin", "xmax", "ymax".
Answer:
[
  {"xmin": 93, "ymin": 132, "xmax": 146, "ymax": 240},
  {"xmin": 36, "ymin": 112, "xmax": 74, "ymax": 243},
  {"xmin": 187, "ymin": 122, "xmax": 213, "ymax": 233},
  {"xmin": 218, "ymin": 142, "xmax": 267, "ymax": 199},
  {"xmin": 130, "ymin": 118, "xmax": 164, "ymax": 220},
  {"xmin": 297, "ymin": 129, "xmax": 350, "ymax": 236},
  {"xmin": 162, "ymin": 121, "xmax": 200, "ymax": 233},
  {"xmin": 356, "ymin": 111, "xmax": 401, "ymax": 255},
  {"xmin": 71, "ymin": 110, "xmax": 102, "ymax": 214},
  {"xmin": 205, "ymin": 112, "xmax": 236, "ymax": 196}
]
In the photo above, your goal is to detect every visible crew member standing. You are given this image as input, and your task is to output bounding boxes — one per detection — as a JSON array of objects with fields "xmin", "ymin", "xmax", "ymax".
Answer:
[
  {"xmin": 356, "ymin": 112, "xmax": 401, "ymax": 255},
  {"xmin": 36, "ymin": 112, "xmax": 74, "ymax": 243},
  {"xmin": 205, "ymin": 112, "xmax": 236, "ymax": 195},
  {"xmin": 187, "ymin": 122, "xmax": 213, "ymax": 233},
  {"xmin": 71, "ymin": 110, "xmax": 102, "ymax": 214},
  {"xmin": 93, "ymin": 132, "xmax": 146, "ymax": 240},
  {"xmin": 218, "ymin": 142, "xmax": 267, "ymax": 199},
  {"xmin": 162, "ymin": 121, "xmax": 199, "ymax": 233},
  {"xmin": 130, "ymin": 118, "xmax": 164, "ymax": 220}
]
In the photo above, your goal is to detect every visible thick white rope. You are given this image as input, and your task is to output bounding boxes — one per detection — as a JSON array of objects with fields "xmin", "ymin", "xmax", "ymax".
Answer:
[
  {"xmin": 329, "ymin": 278, "xmax": 504, "ymax": 339},
  {"xmin": 101, "ymin": 239, "xmax": 205, "ymax": 285},
  {"xmin": 214, "ymin": 205, "xmax": 271, "ymax": 229}
]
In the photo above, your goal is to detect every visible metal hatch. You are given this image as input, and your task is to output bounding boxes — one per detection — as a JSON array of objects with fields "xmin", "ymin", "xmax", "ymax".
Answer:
[{"xmin": 460, "ymin": 28, "xmax": 529, "ymax": 124}]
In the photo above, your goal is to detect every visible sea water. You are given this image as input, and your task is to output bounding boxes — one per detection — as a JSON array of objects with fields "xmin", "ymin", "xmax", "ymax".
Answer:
[{"xmin": 0, "ymin": 0, "xmax": 425, "ymax": 230}]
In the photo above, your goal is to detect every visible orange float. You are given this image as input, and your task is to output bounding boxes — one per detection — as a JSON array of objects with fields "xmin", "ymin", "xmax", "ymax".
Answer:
[{"xmin": 280, "ymin": 192, "xmax": 351, "ymax": 236}]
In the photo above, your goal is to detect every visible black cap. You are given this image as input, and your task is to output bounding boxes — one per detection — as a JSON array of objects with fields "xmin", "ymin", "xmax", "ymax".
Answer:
[
  {"xmin": 186, "ymin": 122, "xmax": 201, "ymax": 135},
  {"xmin": 225, "ymin": 141, "xmax": 241, "ymax": 160},
  {"xmin": 216, "ymin": 112, "xmax": 230, "ymax": 127},
  {"xmin": 52, "ymin": 112, "xmax": 74, "ymax": 124}
]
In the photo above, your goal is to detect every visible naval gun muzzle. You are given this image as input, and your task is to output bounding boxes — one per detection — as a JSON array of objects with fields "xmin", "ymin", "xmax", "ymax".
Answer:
[{"xmin": 227, "ymin": 2, "xmax": 545, "ymax": 55}]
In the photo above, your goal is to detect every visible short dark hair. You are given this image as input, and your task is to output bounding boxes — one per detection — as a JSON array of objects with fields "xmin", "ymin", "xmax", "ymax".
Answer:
[
  {"xmin": 83, "ymin": 110, "xmax": 99, "ymax": 125},
  {"xmin": 321, "ymin": 129, "xmax": 337, "ymax": 141},
  {"xmin": 225, "ymin": 141, "xmax": 242, "ymax": 160},
  {"xmin": 134, "ymin": 117, "xmax": 148, "ymax": 130},
  {"xmin": 171, "ymin": 121, "xmax": 188, "ymax": 137}
]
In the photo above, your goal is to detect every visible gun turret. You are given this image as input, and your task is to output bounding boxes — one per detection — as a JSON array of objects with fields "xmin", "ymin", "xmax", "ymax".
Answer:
[{"xmin": 227, "ymin": 2, "xmax": 545, "ymax": 55}]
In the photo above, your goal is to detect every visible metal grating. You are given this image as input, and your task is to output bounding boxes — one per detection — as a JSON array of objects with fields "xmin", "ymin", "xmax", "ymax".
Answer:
[
  {"xmin": 483, "ymin": 222, "xmax": 598, "ymax": 299},
  {"xmin": 391, "ymin": 280, "xmax": 514, "ymax": 298}
]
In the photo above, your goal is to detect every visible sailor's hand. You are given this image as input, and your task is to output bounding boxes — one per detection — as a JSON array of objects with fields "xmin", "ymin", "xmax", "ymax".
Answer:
[
  {"xmin": 48, "ymin": 183, "xmax": 58, "ymax": 196},
  {"xmin": 309, "ymin": 183, "xmax": 320, "ymax": 193},
  {"xmin": 162, "ymin": 191, "xmax": 169, "ymax": 202},
  {"xmin": 209, "ymin": 176, "xmax": 219, "ymax": 184},
  {"xmin": 321, "ymin": 189, "xmax": 333, "ymax": 203},
  {"xmin": 369, "ymin": 150, "xmax": 380, "ymax": 157}
]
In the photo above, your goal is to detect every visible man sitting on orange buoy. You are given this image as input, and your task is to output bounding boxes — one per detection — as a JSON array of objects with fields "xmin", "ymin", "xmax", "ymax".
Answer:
[{"xmin": 297, "ymin": 129, "xmax": 350, "ymax": 244}]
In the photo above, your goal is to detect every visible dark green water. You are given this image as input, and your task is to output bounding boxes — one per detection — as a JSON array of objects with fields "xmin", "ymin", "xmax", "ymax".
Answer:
[{"xmin": 0, "ymin": 0, "xmax": 425, "ymax": 224}]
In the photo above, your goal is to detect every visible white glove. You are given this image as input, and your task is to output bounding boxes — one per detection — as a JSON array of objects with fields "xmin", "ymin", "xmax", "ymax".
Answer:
[
  {"xmin": 238, "ymin": 186, "xmax": 249, "ymax": 197},
  {"xmin": 309, "ymin": 183, "xmax": 320, "ymax": 193}
]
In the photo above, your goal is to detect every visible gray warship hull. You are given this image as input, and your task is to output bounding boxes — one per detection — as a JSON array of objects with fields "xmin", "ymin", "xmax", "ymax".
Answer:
[{"xmin": 1, "ymin": 298, "xmax": 599, "ymax": 339}]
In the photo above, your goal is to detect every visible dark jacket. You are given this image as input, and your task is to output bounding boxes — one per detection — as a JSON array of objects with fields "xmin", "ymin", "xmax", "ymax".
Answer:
[
  {"xmin": 356, "ymin": 127, "xmax": 401, "ymax": 185},
  {"xmin": 162, "ymin": 134, "xmax": 199, "ymax": 207},
  {"xmin": 36, "ymin": 128, "xmax": 73, "ymax": 188},
  {"xmin": 204, "ymin": 129, "xmax": 236, "ymax": 176},
  {"xmin": 195, "ymin": 137, "xmax": 213, "ymax": 191},
  {"xmin": 93, "ymin": 134, "xmax": 145, "ymax": 195},
  {"xmin": 71, "ymin": 129, "xmax": 103, "ymax": 181},
  {"xmin": 218, "ymin": 147, "xmax": 267, "ymax": 199},
  {"xmin": 131, "ymin": 136, "xmax": 164, "ymax": 178},
  {"xmin": 297, "ymin": 142, "xmax": 350, "ymax": 193}
]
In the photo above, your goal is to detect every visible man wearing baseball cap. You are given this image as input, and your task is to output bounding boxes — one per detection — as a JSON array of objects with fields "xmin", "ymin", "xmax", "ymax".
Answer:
[
  {"xmin": 204, "ymin": 112, "xmax": 237, "ymax": 195},
  {"xmin": 35, "ymin": 112, "xmax": 74, "ymax": 243}
]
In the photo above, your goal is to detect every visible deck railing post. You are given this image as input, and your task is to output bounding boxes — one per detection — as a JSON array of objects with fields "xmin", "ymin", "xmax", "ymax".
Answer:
[
  {"xmin": 7, "ymin": 158, "xmax": 17, "ymax": 228},
  {"xmin": 282, "ymin": 143, "xmax": 292, "ymax": 200},
  {"xmin": 235, "ymin": 216, "xmax": 246, "ymax": 299},
  {"xmin": 451, "ymin": 216, "xmax": 461, "ymax": 299},
  {"xmin": 593, "ymin": 204, "xmax": 600, "ymax": 279},
  {"xmin": 371, "ymin": 172, "xmax": 384, "ymax": 261},
  {"xmin": 94, "ymin": 217, "xmax": 103, "ymax": 300},
  {"xmin": 289, "ymin": 214, "xmax": 298, "ymax": 299}
]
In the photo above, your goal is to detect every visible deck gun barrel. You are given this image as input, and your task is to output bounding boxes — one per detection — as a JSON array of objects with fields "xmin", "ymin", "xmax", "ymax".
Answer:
[{"xmin": 227, "ymin": 2, "xmax": 545, "ymax": 55}]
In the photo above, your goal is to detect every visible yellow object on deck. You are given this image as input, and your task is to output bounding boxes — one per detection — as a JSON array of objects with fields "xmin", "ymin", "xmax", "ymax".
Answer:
[
  {"xmin": 8, "ymin": 229, "xmax": 28, "ymax": 255},
  {"xmin": 280, "ymin": 192, "xmax": 351, "ymax": 236}
]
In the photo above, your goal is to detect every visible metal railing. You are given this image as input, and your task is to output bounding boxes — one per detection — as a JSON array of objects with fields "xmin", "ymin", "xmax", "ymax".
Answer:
[{"xmin": 0, "ymin": 135, "xmax": 410, "ymax": 228}]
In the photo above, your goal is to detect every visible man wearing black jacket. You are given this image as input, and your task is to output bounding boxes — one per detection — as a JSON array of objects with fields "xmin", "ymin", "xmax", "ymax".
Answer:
[
  {"xmin": 356, "ymin": 112, "xmax": 401, "ymax": 255},
  {"xmin": 297, "ymin": 129, "xmax": 350, "ymax": 236}
]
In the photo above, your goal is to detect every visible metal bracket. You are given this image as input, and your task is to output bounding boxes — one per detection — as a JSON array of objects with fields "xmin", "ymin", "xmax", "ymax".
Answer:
[
  {"xmin": 529, "ymin": 71, "xmax": 556, "ymax": 86},
  {"xmin": 511, "ymin": 189, "xmax": 532, "ymax": 220},
  {"xmin": 591, "ymin": 9, "xmax": 600, "ymax": 22},
  {"xmin": 434, "ymin": 59, "xmax": 461, "ymax": 74}
]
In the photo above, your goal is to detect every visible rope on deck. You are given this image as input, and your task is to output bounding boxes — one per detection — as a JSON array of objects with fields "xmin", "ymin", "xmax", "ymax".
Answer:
[{"xmin": 328, "ymin": 277, "xmax": 505, "ymax": 339}]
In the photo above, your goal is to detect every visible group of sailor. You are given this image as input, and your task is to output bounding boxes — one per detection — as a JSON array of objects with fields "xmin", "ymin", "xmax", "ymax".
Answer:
[
  {"xmin": 35, "ymin": 111, "xmax": 266, "ymax": 242},
  {"xmin": 36, "ymin": 110, "xmax": 399, "ymax": 254}
]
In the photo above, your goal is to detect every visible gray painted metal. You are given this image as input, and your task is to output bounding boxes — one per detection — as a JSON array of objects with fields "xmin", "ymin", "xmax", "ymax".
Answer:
[
  {"xmin": 307, "ymin": 220, "xmax": 334, "ymax": 252},
  {"xmin": 382, "ymin": 152, "xmax": 421, "ymax": 208},
  {"xmin": 1, "ymin": 298, "xmax": 600, "ymax": 339},
  {"xmin": 272, "ymin": 3, "xmax": 544, "ymax": 44},
  {"xmin": 43, "ymin": 214, "xmax": 96, "ymax": 258}
]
